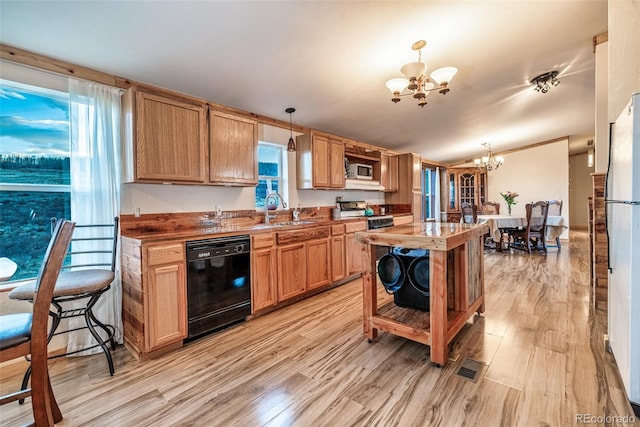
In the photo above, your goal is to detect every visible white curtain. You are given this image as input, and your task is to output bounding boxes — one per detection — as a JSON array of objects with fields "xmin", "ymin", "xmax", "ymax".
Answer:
[
  {"xmin": 68, "ymin": 78, "xmax": 123, "ymax": 354},
  {"xmin": 434, "ymin": 167, "xmax": 441, "ymax": 221}
]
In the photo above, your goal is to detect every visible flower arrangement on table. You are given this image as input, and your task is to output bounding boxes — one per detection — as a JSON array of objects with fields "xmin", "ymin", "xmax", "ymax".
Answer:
[{"xmin": 500, "ymin": 191, "xmax": 519, "ymax": 215}]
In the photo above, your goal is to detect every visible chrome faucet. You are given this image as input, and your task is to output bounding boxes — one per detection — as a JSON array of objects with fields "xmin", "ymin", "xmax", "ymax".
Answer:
[{"xmin": 264, "ymin": 192, "xmax": 287, "ymax": 224}]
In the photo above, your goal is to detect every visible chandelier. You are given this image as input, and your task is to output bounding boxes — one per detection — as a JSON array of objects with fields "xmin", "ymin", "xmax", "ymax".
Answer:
[
  {"xmin": 531, "ymin": 70, "xmax": 560, "ymax": 93},
  {"xmin": 385, "ymin": 40, "xmax": 458, "ymax": 107},
  {"xmin": 474, "ymin": 142, "xmax": 504, "ymax": 171}
]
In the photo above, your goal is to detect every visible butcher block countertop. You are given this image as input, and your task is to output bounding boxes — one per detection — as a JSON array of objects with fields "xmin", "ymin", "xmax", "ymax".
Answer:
[{"xmin": 355, "ymin": 221, "xmax": 489, "ymax": 251}]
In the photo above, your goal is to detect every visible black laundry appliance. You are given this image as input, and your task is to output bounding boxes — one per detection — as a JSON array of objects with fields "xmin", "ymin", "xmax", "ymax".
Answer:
[{"xmin": 377, "ymin": 247, "xmax": 430, "ymax": 311}]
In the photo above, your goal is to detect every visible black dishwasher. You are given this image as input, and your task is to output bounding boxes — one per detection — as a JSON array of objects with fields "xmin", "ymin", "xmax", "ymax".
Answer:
[{"xmin": 186, "ymin": 235, "xmax": 251, "ymax": 339}]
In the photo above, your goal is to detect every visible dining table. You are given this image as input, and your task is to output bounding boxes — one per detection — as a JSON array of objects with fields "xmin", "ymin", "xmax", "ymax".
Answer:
[{"xmin": 476, "ymin": 214, "xmax": 568, "ymax": 251}]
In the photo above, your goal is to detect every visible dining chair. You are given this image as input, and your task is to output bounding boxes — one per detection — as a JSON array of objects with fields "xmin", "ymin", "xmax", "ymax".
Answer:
[
  {"xmin": 508, "ymin": 201, "xmax": 549, "ymax": 254},
  {"xmin": 461, "ymin": 202, "xmax": 478, "ymax": 224},
  {"xmin": 9, "ymin": 217, "xmax": 119, "ymax": 396},
  {"xmin": 547, "ymin": 200, "xmax": 563, "ymax": 250},
  {"xmin": 0, "ymin": 219, "xmax": 74, "ymax": 426},
  {"xmin": 481, "ymin": 201, "xmax": 500, "ymax": 215}
]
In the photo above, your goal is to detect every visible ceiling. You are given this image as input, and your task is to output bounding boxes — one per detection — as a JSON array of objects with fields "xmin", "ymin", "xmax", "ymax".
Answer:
[{"xmin": 0, "ymin": 1, "xmax": 607, "ymax": 164}]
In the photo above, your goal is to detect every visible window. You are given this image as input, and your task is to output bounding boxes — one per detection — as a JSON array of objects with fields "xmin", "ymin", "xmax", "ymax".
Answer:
[
  {"xmin": 0, "ymin": 79, "xmax": 71, "ymax": 281},
  {"xmin": 255, "ymin": 142, "xmax": 288, "ymax": 209},
  {"xmin": 423, "ymin": 167, "xmax": 438, "ymax": 220}
]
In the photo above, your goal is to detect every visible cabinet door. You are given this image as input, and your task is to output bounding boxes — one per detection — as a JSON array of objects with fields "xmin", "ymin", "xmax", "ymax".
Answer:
[
  {"xmin": 345, "ymin": 233, "xmax": 364, "ymax": 276},
  {"xmin": 388, "ymin": 154, "xmax": 399, "ymax": 192},
  {"xmin": 411, "ymin": 154, "xmax": 422, "ymax": 191},
  {"xmin": 312, "ymin": 135, "xmax": 331, "ymax": 188},
  {"xmin": 251, "ymin": 248, "xmax": 277, "ymax": 312},
  {"xmin": 329, "ymin": 137, "xmax": 345, "ymax": 188},
  {"xmin": 209, "ymin": 110, "xmax": 258, "ymax": 185},
  {"xmin": 146, "ymin": 262, "xmax": 187, "ymax": 350},
  {"xmin": 128, "ymin": 90, "xmax": 207, "ymax": 183},
  {"xmin": 331, "ymin": 234, "xmax": 346, "ymax": 282},
  {"xmin": 277, "ymin": 243, "xmax": 307, "ymax": 301},
  {"xmin": 307, "ymin": 238, "xmax": 331, "ymax": 289}
]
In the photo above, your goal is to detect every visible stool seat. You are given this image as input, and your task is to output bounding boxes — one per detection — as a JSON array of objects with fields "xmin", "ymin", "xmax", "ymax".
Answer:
[
  {"xmin": 9, "ymin": 270, "xmax": 115, "ymax": 300},
  {"xmin": 0, "ymin": 313, "xmax": 32, "ymax": 350}
]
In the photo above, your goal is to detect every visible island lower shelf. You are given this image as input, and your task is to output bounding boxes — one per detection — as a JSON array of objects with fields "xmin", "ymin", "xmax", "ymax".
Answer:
[{"xmin": 372, "ymin": 297, "xmax": 485, "ymax": 346}]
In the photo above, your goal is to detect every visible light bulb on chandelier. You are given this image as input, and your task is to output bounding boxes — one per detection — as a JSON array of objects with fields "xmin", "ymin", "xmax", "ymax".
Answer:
[{"xmin": 385, "ymin": 40, "xmax": 458, "ymax": 108}]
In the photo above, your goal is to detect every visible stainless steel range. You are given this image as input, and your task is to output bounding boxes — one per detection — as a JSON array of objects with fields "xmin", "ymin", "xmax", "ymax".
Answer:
[{"xmin": 336, "ymin": 200, "xmax": 394, "ymax": 229}]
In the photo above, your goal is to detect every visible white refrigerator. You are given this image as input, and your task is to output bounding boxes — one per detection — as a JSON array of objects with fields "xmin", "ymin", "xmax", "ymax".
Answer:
[{"xmin": 606, "ymin": 92, "xmax": 640, "ymax": 408}]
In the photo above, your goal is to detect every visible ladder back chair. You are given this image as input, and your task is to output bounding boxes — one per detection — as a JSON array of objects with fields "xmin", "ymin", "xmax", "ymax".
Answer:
[
  {"xmin": 461, "ymin": 202, "xmax": 478, "ymax": 224},
  {"xmin": 508, "ymin": 201, "xmax": 549, "ymax": 254},
  {"xmin": 0, "ymin": 219, "xmax": 75, "ymax": 426},
  {"xmin": 481, "ymin": 201, "xmax": 500, "ymax": 214},
  {"xmin": 9, "ymin": 217, "xmax": 119, "ymax": 393},
  {"xmin": 546, "ymin": 200, "xmax": 563, "ymax": 249}
]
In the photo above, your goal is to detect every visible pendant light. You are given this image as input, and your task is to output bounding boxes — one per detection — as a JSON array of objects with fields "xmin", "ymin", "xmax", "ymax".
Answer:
[{"xmin": 286, "ymin": 107, "xmax": 296, "ymax": 152}]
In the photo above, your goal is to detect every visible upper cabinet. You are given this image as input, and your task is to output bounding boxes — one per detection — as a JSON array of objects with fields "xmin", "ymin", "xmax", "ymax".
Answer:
[
  {"xmin": 122, "ymin": 88, "xmax": 207, "ymax": 184},
  {"xmin": 296, "ymin": 133, "xmax": 345, "ymax": 189},
  {"xmin": 209, "ymin": 110, "xmax": 258, "ymax": 185},
  {"xmin": 379, "ymin": 153, "xmax": 399, "ymax": 192},
  {"xmin": 386, "ymin": 153, "xmax": 422, "ymax": 221}
]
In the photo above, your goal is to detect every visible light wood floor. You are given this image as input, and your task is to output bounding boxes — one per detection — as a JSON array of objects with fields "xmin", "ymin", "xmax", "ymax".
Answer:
[{"xmin": 1, "ymin": 231, "xmax": 638, "ymax": 426}]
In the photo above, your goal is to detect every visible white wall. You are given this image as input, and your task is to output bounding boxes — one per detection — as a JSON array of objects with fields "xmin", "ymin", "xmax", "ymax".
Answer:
[
  {"xmin": 569, "ymin": 152, "xmax": 595, "ymax": 228},
  {"xmin": 120, "ymin": 124, "xmax": 385, "ymax": 215},
  {"xmin": 595, "ymin": 41, "xmax": 609, "ymax": 173},
  {"xmin": 486, "ymin": 139, "xmax": 570, "ymax": 238},
  {"xmin": 608, "ymin": 0, "xmax": 640, "ymax": 123}
]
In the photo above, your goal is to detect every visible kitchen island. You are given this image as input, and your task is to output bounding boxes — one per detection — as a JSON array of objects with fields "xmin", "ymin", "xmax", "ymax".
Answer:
[{"xmin": 355, "ymin": 221, "xmax": 489, "ymax": 366}]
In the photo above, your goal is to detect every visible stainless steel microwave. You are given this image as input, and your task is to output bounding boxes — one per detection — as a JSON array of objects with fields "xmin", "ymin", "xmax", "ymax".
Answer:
[{"xmin": 348, "ymin": 163, "xmax": 373, "ymax": 180}]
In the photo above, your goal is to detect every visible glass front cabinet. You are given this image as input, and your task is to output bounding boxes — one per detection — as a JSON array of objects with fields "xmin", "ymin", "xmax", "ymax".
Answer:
[{"xmin": 442, "ymin": 168, "xmax": 487, "ymax": 223}]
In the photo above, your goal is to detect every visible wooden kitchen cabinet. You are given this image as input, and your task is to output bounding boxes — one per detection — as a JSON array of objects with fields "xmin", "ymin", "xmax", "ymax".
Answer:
[
  {"xmin": 251, "ymin": 233, "xmax": 277, "ymax": 312},
  {"xmin": 209, "ymin": 110, "xmax": 258, "ymax": 185},
  {"xmin": 296, "ymin": 133, "xmax": 345, "ymax": 189},
  {"xmin": 277, "ymin": 243, "xmax": 307, "ymax": 301},
  {"xmin": 121, "ymin": 238, "xmax": 187, "ymax": 359},
  {"xmin": 345, "ymin": 221, "xmax": 367, "ymax": 276},
  {"xmin": 386, "ymin": 153, "xmax": 422, "ymax": 219},
  {"xmin": 306, "ymin": 237, "xmax": 332, "ymax": 289},
  {"xmin": 380, "ymin": 153, "xmax": 399, "ymax": 192},
  {"xmin": 331, "ymin": 224, "xmax": 346, "ymax": 282},
  {"xmin": 122, "ymin": 87, "xmax": 207, "ymax": 184}
]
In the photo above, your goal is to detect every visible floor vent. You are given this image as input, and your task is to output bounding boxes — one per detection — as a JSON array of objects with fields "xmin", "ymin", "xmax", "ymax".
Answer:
[{"xmin": 456, "ymin": 357, "xmax": 484, "ymax": 383}]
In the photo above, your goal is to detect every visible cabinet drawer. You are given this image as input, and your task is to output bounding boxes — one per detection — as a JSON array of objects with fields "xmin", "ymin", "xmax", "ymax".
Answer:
[
  {"xmin": 277, "ymin": 226, "xmax": 330, "ymax": 245},
  {"xmin": 252, "ymin": 232, "xmax": 275, "ymax": 249},
  {"xmin": 147, "ymin": 243, "xmax": 184, "ymax": 266},
  {"xmin": 331, "ymin": 224, "xmax": 345, "ymax": 235},
  {"xmin": 345, "ymin": 221, "xmax": 367, "ymax": 234},
  {"xmin": 393, "ymin": 215, "xmax": 413, "ymax": 226}
]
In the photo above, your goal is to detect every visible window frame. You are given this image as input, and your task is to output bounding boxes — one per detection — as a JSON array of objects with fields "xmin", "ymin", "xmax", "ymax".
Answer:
[{"xmin": 256, "ymin": 141, "xmax": 288, "ymax": 210}]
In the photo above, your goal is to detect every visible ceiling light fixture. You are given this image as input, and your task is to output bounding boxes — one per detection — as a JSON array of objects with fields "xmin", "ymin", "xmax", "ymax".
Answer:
[
  {"xmin": 385, "ymin": 40, "xmax": 458, "ymax": 108},
  {"xmin": 286, "ymin": 107, "xmax": 296, "ymax": 152},
  {"xmin": 474, "ymin": 142, "xmax": 504, "ymax": 172},
  {"xmin": 531, "ymin": 70, "xmax": 560, "ymax": 93}
]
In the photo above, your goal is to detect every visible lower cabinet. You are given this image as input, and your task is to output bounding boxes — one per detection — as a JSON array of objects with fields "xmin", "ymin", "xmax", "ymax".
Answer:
[
  {"xmin": 145, "ymin": 243, "xmax": 187, "ymax": 352},
  {"xmin": 121, "ymin": 238, "xmax": 187, "ymax": 359},
  {"xmin": 306, "ymin": 237, "xmax": 331, "ymax": 289},
  {"xmin": 345, "ymin": 221, "xmax": 367, "ymax": 276},
  {"xmin": 277, "ymin": 243, "xmax": 307, "ymax": 301},
  {"xmin": 331, "ymin": 224, "xmax": 346, "ymax": 282},
  {"xmin": 251, "ymin": 233, "xmax": 277, "ymax": 312}
]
